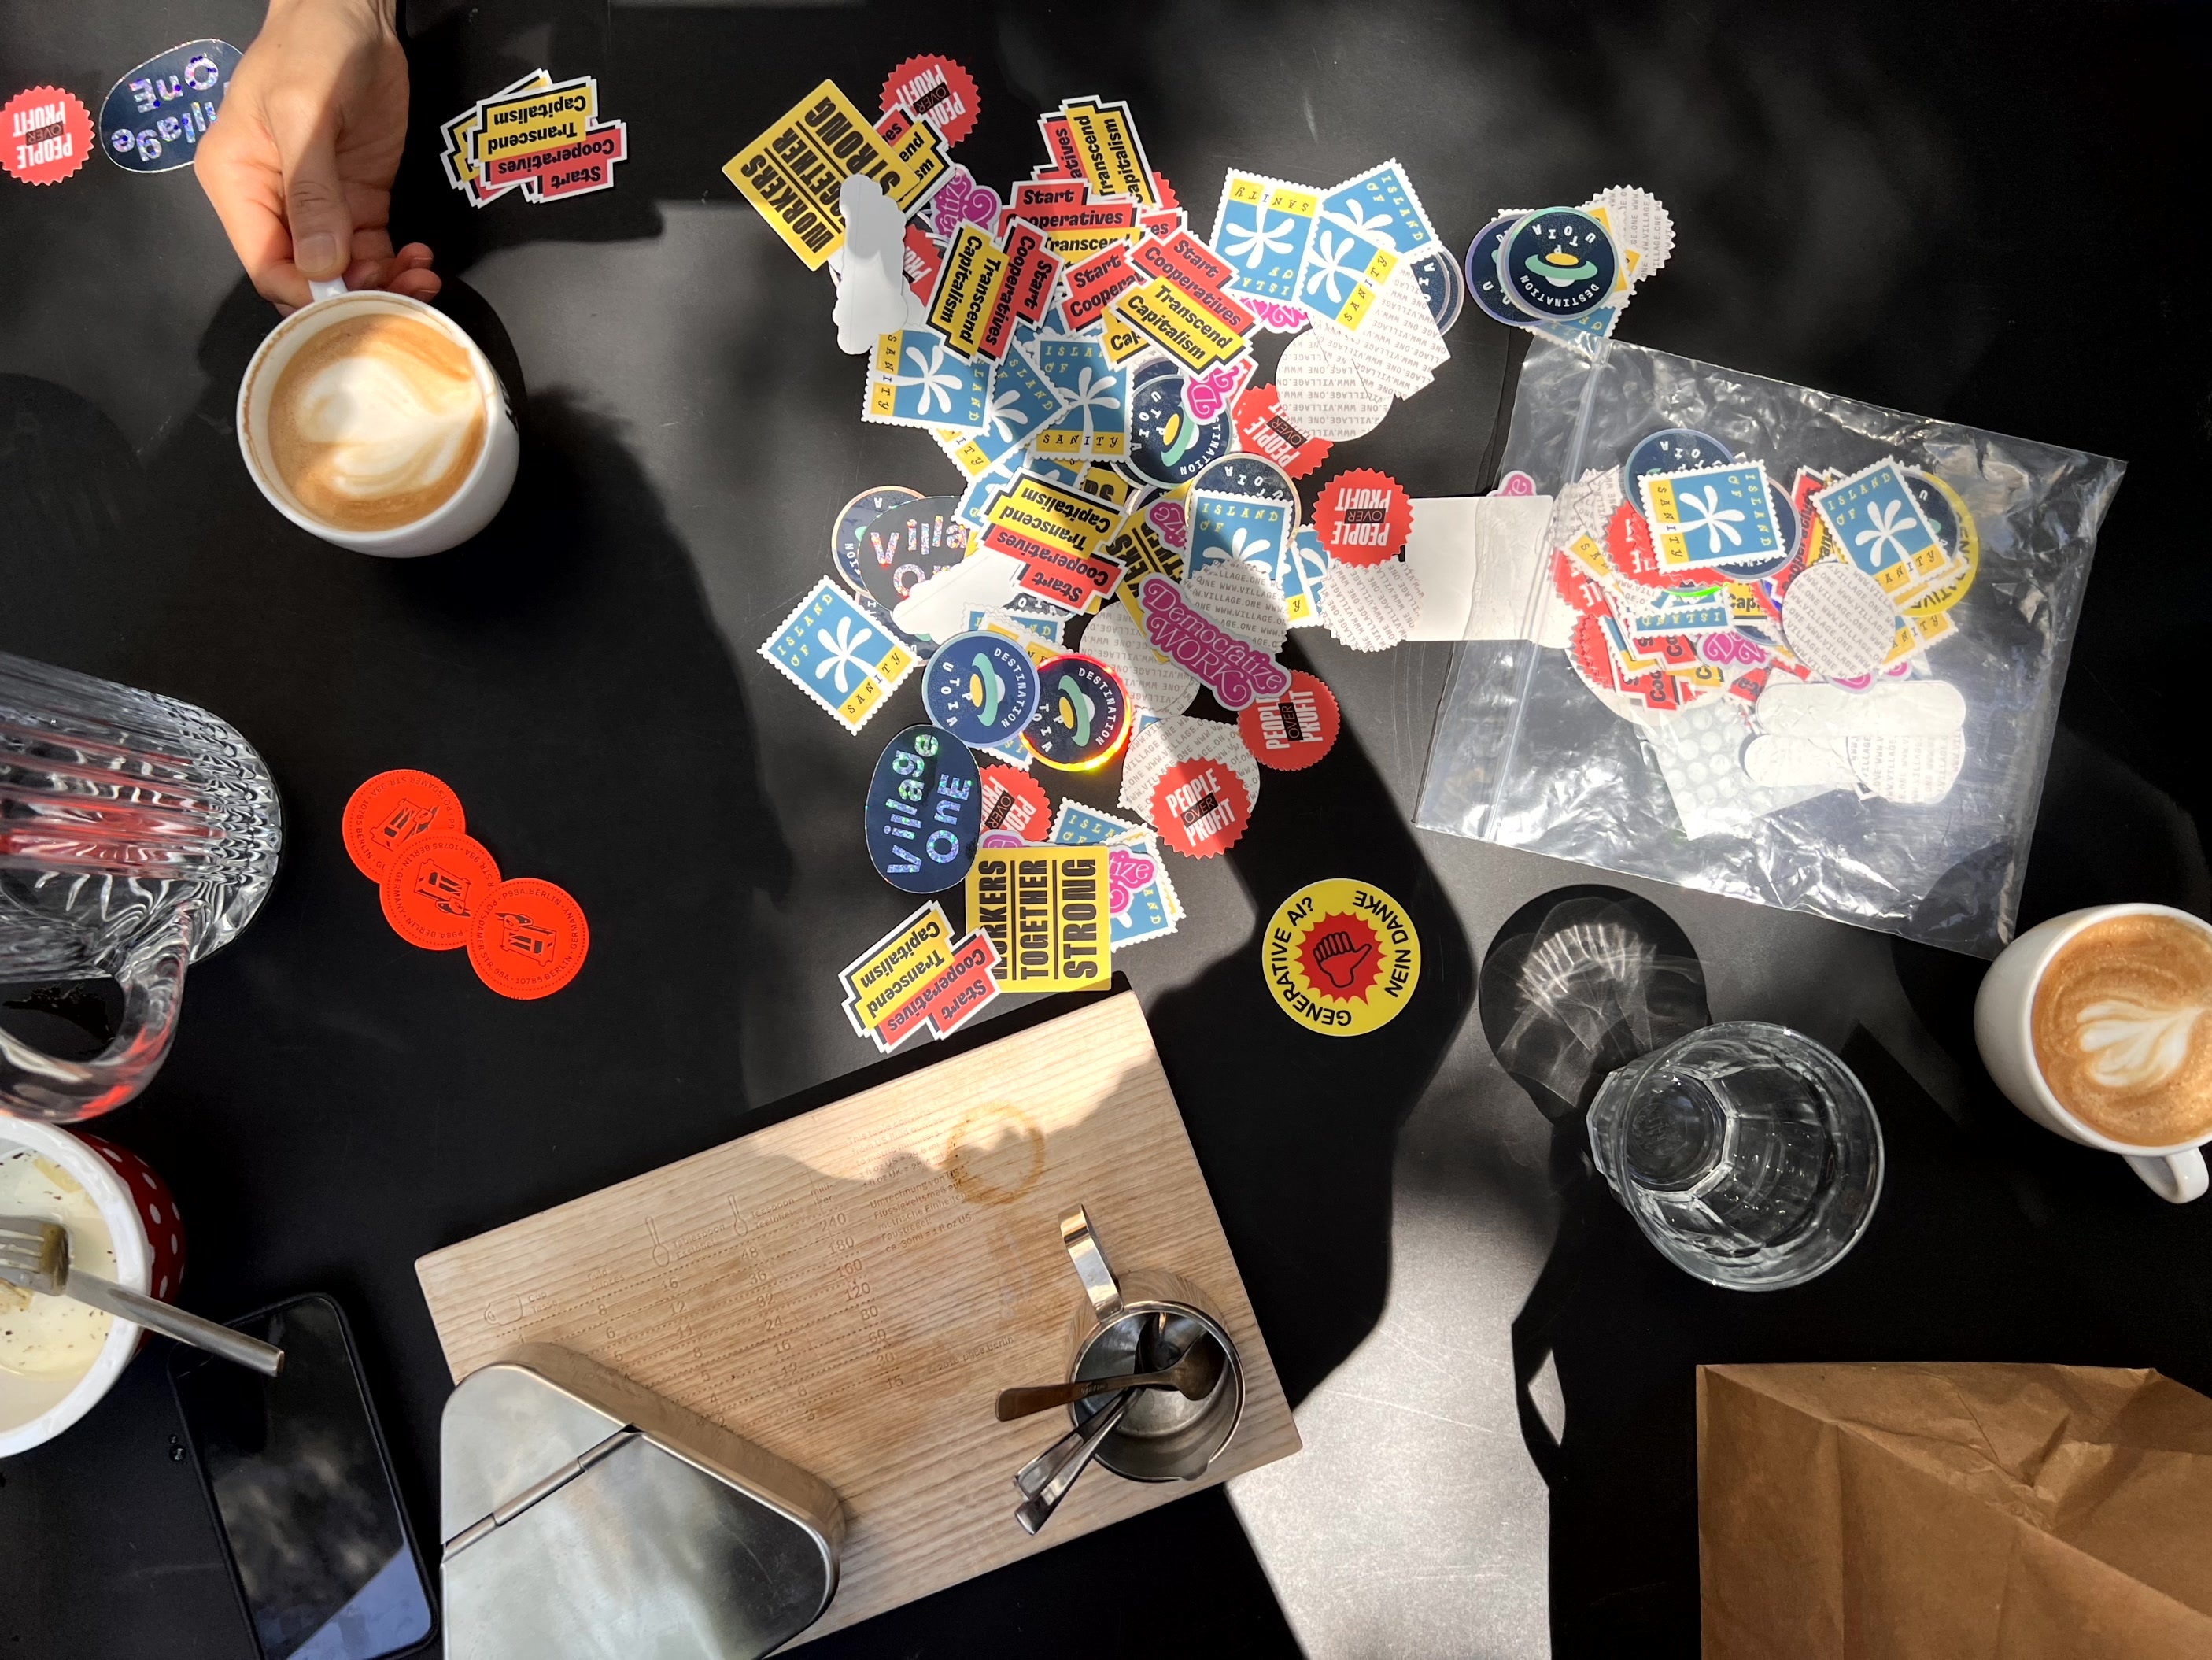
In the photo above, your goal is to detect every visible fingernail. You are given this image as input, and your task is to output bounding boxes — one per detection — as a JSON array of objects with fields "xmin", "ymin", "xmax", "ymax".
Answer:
[{"xmin": 296, "ymin": 233, "xmax": 338, "ymax": 274}]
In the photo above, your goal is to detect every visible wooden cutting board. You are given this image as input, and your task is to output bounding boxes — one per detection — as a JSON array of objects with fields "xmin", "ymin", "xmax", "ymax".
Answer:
[{"xmin": 415, "ymin": 991, "xmax": 1299, "ymax": 1643}]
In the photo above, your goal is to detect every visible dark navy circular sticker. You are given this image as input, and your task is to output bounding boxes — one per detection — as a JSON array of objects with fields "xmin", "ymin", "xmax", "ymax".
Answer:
[
  {"xmin": 1130, "ymin": 354, "xmax": 1184, "ymax": 388},
  {"xmin": 1902, "ymin": 468, "xmax": 1959, "ymax": 558},
  {"xmin": 1464, "ymin": 215, "xmax": 1526, "ymax": 327},
  {"xmin": 833, "ymin": 485, "xmax": 920, "ymax": 596},
  {"xmin": 1191, "ymin": 453, "xmax": 1300, "ymax": 520},
  {"xmin": 923, "ymin": 631, "xmax": 1041, "ymax": 745},
  {"xmin": 1501, "ymin": 209, "xmax": 1619, "ymax": 319},
  {"xmin": 1767, "ymin": 479, "xmax": 1801, "ymax": 563},
  {"xmin": 101, "ymin": 39, "xmax": 241, "ymax": 173},
  {"xmin": 865, "ymin": 725, "xmax": 981, "ymax": 893},
  {"xmin": 1408, "ymin": 250, "xmax": 1464, "ymax": 335},
  {"xmin": 1624, "ymin": 428, "xmax": 1734, "ymax": 482},
  {"xmin": 1024, "ymin": 653, "xmax": 1128, "ymax": 771},
  {"xmin": 1127, "ymin": 372, "xmax": 1230, "ymax": 487},
  {"xmin": 857, "ymin": 495, "xmax": 970, "ymax": 612}
]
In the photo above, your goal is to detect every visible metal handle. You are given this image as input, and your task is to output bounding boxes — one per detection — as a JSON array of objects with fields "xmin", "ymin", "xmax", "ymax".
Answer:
[
  {"xmin": 65, "ymin": 1271, "xmax": 283, "ymax": 1377},
  {"xmin": 1061, "ymin": 1206, "xmax": 1122, "ymax": 1321},
  {"xmin": 1014, "ymin": 1390, "xmax": 1129, "ymax": 1535},
  {"xmin": 997, "ymin": 1365, "xmax": 1178, "ymax": 1422}
]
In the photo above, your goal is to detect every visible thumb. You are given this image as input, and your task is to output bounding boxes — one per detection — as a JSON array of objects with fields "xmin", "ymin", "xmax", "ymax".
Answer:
[{"xmin": 279, "ymin": 121, "xmax": 353, "ymax": 282}]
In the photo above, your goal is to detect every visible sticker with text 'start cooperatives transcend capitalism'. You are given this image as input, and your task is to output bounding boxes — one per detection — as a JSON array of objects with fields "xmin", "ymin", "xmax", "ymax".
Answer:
[
  {"xmin": 1263, "ymin": 878, "xmax": 1420, "ymax": 1037},
  {"xmin": 441, "ymin": 68, "xmax": 629, "ymax": 208}
]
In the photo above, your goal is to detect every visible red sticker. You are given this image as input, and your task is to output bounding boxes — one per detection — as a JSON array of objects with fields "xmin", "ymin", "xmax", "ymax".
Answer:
[
  {"xmin": 2, "ymin": 87, "xmax": 91, "ymax": 186},
  {"xmin": 1233, "ymin": 385, "xmax": 1331, "ymax": 479},
  {"xmin": 381, "ymin": 834, "xmax": 501, "ymax": 952},
  {"xmin": 1549, "ymin": 549, "xmax": 1608, "ymax": 616},
  {"xmin": 1606, "ymin": 501, "xmax": 1726, "ymax": 590},
  {"xmin": 1237, "ymin": 671, "xmax": 1341, "ymax": 771},
  {"xmin": 1150, "ymin": 171, "xmax": 1180, "ymax": 211},
  {"xmin": 881, "ymin": 54, "xmax": 980, "ymax": 146},
  {"xmin": 1149, "ymin": 760, "xmax": 1251, "ymax": 858},
  {"xmin": 468, "ymin": 877, "xmax": 589, "ymax": 1000},
  {"xmin": 977, "ymin": 764, "xmax": 1051, "ymax": 841},
  {"xmin": 1570, "ymin": 612, "xmax": 1619, "ymax": 692},
  {"xmin": 1313, "ymin": 469, "xmax": 1412, "ymax": 567},
  {"xmin": 903, "ymin": 222, "xmax": 944, "ymax": 301},
  {"xmin": 344, "ymin": 769, "xmax": 466, "ymax": 882}
]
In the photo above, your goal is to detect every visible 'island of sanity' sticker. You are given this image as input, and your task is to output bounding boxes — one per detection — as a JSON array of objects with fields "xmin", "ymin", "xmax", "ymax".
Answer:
[{"xmin": 1263, "ymin": 878, "xmax": 1420, "ymax": 1037}]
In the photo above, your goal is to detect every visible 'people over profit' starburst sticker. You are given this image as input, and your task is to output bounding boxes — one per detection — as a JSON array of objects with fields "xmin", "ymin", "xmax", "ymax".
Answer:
[{"xmin": 1263, "ymin": 878, "xmax": 1420, "ymax": 1036}]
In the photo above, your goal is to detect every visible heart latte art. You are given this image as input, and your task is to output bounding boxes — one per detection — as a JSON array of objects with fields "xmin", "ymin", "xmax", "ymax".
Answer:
[
  {"xmin": 267, "ymin": 312, "xmax": 487, "ymax": 532},
  {"xmin": 2032, "ymin": 913, "xmax": 2212, "ymax": 1146}
]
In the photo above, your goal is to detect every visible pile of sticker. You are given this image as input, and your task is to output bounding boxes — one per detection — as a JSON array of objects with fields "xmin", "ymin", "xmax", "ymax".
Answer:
[
  {"xmin": 439, "ymin": 68, "xmax": 628, "ymax": 208},
  {"xmin": 1545, "ymin": 436, "xmax": 1979, "ymax": 830},
  {"xmin": 726, "ymin": 57, "xmax": 1541, "ymax": 1049},
  {"xmin": 342, "ymin": 770, "xmax": 589, "ymax": 1001}
]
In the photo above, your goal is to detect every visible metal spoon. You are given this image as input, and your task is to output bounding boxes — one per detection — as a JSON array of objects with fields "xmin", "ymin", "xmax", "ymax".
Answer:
[
  {"xmin": 1013, "ymin": 1389, "xmax": 1132, "ymax": 1535},
  {"xmin": 995, "ymin": 1333, "xmax": 1225, "ymax": 1421},
  {"xmin": 0, "ymin": 1214, "xmax": 282, "ymax": 1377}
]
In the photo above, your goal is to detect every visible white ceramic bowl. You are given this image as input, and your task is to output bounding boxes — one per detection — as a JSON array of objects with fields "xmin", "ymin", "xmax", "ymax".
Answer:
[{"xmin": 0, "ymin": 1120, "xmax": 153, "ymax": 1457}]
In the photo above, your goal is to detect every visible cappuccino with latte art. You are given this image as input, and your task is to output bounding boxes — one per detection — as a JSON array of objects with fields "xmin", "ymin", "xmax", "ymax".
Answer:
[{"xmin": 2031, "ymin": 912, "xmax": 2212, "ymax": 1147}]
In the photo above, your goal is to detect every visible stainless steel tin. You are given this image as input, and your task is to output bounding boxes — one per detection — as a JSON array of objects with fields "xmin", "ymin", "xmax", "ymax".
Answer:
[{"xmin": 441, "ymin": 1345, "xmax": 844, "ymax": 1660}]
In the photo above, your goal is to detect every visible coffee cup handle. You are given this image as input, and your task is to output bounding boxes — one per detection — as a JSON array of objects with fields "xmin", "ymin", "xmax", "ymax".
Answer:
[
  {"xmin": 307, "ymin": 278, "xmax": 347, "ymax": 304},
  {"xmin": 2122, "ymin": 1148, "xmax": 2209, "ymax": 1204}
]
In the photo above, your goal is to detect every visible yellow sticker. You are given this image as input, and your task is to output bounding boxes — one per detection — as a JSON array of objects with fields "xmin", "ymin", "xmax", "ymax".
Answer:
[
  {"xmin": 1061, "ymin": 99, "xmax": 1158, "ymax": 206},
  {"xmin": 838, "ymin": 901, "xmax": 957, "ymax": 1037},
  {"xmin": 984, "ymin": 475, "xmax": 1120, "ymax": 560},
  {"xmin": 1043, "ymin": 224, "xmax": 1143, "ymax": 263},
  {"xmin": 966, "ymin": 846, "xmax": 1110, "ymax": 993},
  {"xmin": 1263, "ymin": 878, "xmax": 1420, "ymax": 1037},
  {"xmin": 1111, "ymin": 276, "xmax": 1247, "ymax": 372},
  {"xmin": 929, "ymin": 224, "xmax": 1012, "ymax": 357},
  {"xmin": 722, "ymin": 79, "xmax": 933, "ymax": 268},
  {"xmin": 1903, "ymin": 472, "xmax": 1979, "ymax": 619},
  {"xmin": 470, "ymin": 75, "xmax": 595, "ymax": 168}
]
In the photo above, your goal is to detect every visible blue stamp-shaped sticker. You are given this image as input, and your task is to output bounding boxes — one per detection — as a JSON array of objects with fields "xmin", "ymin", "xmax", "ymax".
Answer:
[
  {"xmin": 923, "ymin": 631, "xmax": 1042, "ymax": 746},
  {"xmin": 1501, "ymin": 209, "xmax": 1619, "ymax": 320},
  {"xmin": 983, "ymin": 347, "xmax": 1065, "ymax": 453},
  {"xmin": 1106, "ymin": 841, "xmax": 1178, "ymax": 948},
  {"xmin": 100, "ymin": 39, "xmax": 241, "ymax": 172},
  {"xmin": 1299, "ymin": 217, "xmax": 1398, "ymax": 329},
  {"xmin": 1319, "ymin": 161, "xmax": 1440, "ymax": 260},
  {"xmin": 1029, "ymin": 335, "xmax": 1128, "ymax": 460},
  {"xmin": 1640, "ymin": 463, "xmax": 1783, "ymax": 572},
  {"xmin": 1813, "ymin": 459, "xmax": 1949, "ymax": 600},
  {"xmin": 1187, "ymin": 492, "xmax": 1296, "ymax": 582},
  {"xmin": 865, "ymin": 725, "xmax": 980, "ymax": 894},
  {"xmin": 1625, "ymin": 428, "xmax": 1734, "ymax": 482},
  {"xmin": 1211, "ymin": 172, "xmax": 1318, "ymax": 302},
  {"xmin": 1625, "ymin": 589, "xmax": 1733, "ymax": 637},
  {"xmin": 866, "ymin": 326, "xmax": 991, "ymax": 433},
  {"xmin": 1285, "ymin": 526, "xmax": 1331, "ymax": 625},
  {"xmin": 1049, "ymin": 802, "xmax": 1147, "ymax": 847},
  {"xmin": 759, "ymin": 579, "xmax": 918, "ymax": 734}
]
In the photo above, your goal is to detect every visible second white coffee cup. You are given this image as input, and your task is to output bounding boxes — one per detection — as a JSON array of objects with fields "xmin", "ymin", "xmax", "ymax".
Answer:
[
  {"xmin": 236, "ymin": 279, "xmax": 518, "ymax": 558},
  {"xmin": 1974, "ymin": 903, "xmax": 2212, "ymax": 1203}
]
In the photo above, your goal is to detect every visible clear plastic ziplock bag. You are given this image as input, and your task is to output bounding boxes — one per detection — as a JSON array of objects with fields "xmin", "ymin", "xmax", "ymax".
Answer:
[{"xmin": 1414, "ymin": 338, "xmax": 2125, "ymax": 957}]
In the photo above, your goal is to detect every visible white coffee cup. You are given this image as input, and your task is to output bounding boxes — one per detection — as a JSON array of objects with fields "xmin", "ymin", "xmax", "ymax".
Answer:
[
  {"xmin": 1974, "ymin": 903, "xmax": 2212, "ymax": 1203},
  {"xmin": 236, "ymin": 279, "xmax": 518, "ymax": 557}
]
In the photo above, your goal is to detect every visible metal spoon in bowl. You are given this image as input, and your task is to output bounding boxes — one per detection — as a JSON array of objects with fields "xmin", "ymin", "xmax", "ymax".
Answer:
[
  {"xmin": 0, "ymin": 1214, "xmax": 283, "ymax": 1377},
  {"xmin": 995, "ymin": 1333, "xmax": 1224, "ymax": 1422}
]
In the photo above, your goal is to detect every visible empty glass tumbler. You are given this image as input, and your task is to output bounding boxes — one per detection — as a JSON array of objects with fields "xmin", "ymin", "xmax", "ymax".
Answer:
[
  {"xmin": 1586, "ymin": 1022, "xmax": 1882, "ymax": 1290},
  {"xmin": 0, "ymin": 653, "xmax": 281, "ymax": 1121}
]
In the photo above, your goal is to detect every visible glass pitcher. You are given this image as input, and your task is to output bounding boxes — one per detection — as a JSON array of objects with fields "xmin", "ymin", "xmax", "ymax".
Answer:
[{"xmin": 0, "ymin": 653, "xmax": 281, "ymax": 1120}]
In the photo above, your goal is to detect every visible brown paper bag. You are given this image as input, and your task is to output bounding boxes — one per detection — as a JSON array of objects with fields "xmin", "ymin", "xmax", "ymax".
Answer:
[{"xmin": 1700, "ymin": 1362, "xmax": 2212, "ymax": 1659}]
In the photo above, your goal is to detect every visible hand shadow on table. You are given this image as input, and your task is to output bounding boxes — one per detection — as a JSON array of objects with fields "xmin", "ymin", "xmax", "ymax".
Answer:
[{"xmin": 1497, "ymin": 874, "xmax": 2212, "ymax": 1658}]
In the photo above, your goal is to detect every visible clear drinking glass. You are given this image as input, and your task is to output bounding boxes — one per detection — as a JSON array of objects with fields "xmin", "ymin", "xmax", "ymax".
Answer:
[
  {"xmin": 0, "ymin": 653, "xmax": 281, "ymax": 1121},
  {"xmin": 1586, "ymin": 1022, "xmax": 1882, "ymax": 1291}
]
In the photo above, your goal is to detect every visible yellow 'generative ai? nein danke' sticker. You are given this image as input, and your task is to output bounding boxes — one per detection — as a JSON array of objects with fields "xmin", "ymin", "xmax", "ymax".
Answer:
[{"xmin": 1263, "ymin": 878, "xmax": 1420, "ymax": 1037}]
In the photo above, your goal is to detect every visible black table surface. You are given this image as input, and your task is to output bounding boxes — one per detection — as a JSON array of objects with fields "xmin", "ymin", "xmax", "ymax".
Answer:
[{"xmin": 2, "ymin": 3, "xmax": 2209, "ymax": 1657}]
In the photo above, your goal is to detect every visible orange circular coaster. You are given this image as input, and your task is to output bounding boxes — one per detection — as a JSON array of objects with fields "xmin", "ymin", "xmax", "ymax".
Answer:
[
  {"xmin": 468, "ymin": 878, "xmax": 589, "ymax": 1000},
  {"xmin": 345, "ymin": 769, "xmax": 465, "ymax": 882},
  {"xmin": 380, "ymin": 834, "xmax": 500, "ymax": 952}
]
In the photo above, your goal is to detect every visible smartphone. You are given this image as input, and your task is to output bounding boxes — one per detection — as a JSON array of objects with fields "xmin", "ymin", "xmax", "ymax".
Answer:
[{"xmin": 168, "ymin": 1294, "xmax": 438, "ymax": 1660}]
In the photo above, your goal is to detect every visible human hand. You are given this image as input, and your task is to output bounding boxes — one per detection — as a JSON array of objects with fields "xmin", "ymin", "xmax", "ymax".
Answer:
[{"xmin": 196, "ymin": 0, "xmax": 440, "ymax": 312}]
